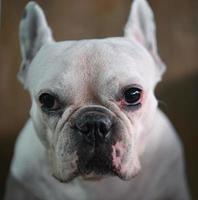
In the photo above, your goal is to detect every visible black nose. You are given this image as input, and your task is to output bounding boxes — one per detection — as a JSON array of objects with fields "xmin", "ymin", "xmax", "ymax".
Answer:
[{"xmin": 75, "ymin": 112, "xmax": 113, "ymax": 144}]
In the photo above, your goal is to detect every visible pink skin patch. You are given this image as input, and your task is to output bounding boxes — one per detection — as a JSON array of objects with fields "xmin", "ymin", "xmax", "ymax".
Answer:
[
  {"xmin": 120, "ymin": 154, "xmax": 141, "ymax": 178},
  {"xmin": 68, "ymin": 151, "xmax": 78, "ymax": 171},
  {"xmin": 119, "ymin": 99, "xmax": 127, "ymax": 108},
  {"xmin": 112, "ymin": 141, "xmax": 126, "ymax": 169},
  {"xmin": 133, "ymin": 30, "xmax": 145, "ymax": 46}
]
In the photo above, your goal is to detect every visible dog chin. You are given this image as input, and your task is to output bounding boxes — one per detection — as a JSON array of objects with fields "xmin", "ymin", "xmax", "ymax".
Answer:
[
  {"xmin": 53, "ymin": 167, "xmax": 135, "ymax": 183},
  {"xmin": 78, "ymin": 163, "xmax": 140, "ymax": 181}
]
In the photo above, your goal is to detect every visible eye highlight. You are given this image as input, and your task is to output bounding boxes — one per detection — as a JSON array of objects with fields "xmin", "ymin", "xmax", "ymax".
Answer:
[
  {"xmin": 122, "ymin": 87, "xmax": 142, "ymax": 106},
  {"xmin": 39, "ymin": 93, "xmax": 61, "ymax": 112}
]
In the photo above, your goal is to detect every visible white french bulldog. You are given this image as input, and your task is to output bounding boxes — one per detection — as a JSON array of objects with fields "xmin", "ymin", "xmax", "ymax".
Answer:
[{"xmin": 4, "ymin": 0, "xmax": 190, "ymax": 199}]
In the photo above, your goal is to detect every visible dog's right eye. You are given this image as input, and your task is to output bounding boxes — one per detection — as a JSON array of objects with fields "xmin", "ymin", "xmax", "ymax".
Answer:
[{"xmin": 39, "ymin": 93, "xmax": 61, "ymax": 112}]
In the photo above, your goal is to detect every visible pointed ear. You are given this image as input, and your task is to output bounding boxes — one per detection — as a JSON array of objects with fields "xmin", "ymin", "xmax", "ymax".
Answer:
[
  {"xmin": 18, "ymin": 1, "xmax": 54, "ymax": 85},
  {"xmin": 124, "ymin": 0, "xmax": 166, "ymax": 79}
]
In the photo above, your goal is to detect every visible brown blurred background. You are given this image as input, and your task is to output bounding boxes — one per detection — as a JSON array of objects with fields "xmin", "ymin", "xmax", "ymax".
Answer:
[{"xmin": 0, "ymin": 0, "xmax": 197, "ymax": 199}]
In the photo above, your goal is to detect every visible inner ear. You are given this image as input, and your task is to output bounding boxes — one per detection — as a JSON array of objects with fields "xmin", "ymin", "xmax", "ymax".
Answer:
[
  {"xmin": 124, "ymin": 0, "xmax": 166, "ymax": 81},
  {"xmin": 18, "ymin": 2, "xmax": 54, "ymax": 86}
]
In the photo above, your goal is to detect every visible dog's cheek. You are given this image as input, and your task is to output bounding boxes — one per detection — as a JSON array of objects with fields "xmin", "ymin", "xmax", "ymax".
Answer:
[
  {"xmin": 120, "ymin": 152, "xmax": 141, "ymax": 180},
  {"xmin": 111, "ymin": 140, "xmax": 126, "ymax": 169},
  {"xmin": 110, "ymin": 116, "xmax": 140, "ymax": 177},
  {"xmin": 49, "ymin": 131, "xmax": 79, "ymax": 181},
  {"xmin": 49, "ymin": 152, "xmax": 79, "ymax": 182},
  {"xmin": 111, "ymin": 138, "xmax": 141, "ymax": 179},
  {"xmin": 112, "ymin": 92, "xmax": 157, "ymax": 179},
  {"xmin": 30, "ymin": 100, "xmax": 62, "ymax": 146},
  {"xmin": 113, "ymin": 100, "xmax": 150, "ymax": 178},
  {"xmin": 120, "ymin": 131, "xmax": 141, "ymax": 179},
  {"xmin": 30, "ymin": 102, "xmax": 52, "ymax": 147}
]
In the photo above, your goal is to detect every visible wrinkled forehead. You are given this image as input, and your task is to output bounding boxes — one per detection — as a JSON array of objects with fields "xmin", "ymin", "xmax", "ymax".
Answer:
[{"xmin": 27, "ymin": 37, "xmax": 156, "ymax": 93}]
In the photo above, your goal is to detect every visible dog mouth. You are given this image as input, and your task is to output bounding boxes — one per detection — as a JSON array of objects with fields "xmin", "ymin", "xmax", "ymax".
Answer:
[
  {"xmin": 68, "ymin": 160, "xmax": 125, "ymax": 182},
  {"xmin": 74, "ymin": 139, "xmax": 129, "ymax": 180},
  {"xmin": 67, "ymin": 106, "xmax": 128, "ymax": 180},
  {"xmin": 52, "ymin": 139, "xmax": 134, "ymax": 183},
  {"xmin": 78, "ymin": 154, "xmax": 115, "ymax": 176}
]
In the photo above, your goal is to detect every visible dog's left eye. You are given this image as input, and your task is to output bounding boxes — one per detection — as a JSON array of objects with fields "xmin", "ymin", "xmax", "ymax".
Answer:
[
  {"xmin": 39, "ymin": 93, "xmax": 61, "ymax": 111},
  {"xmin": 123, "ymin": 87, "xmax": 142, "ymax": 106}
]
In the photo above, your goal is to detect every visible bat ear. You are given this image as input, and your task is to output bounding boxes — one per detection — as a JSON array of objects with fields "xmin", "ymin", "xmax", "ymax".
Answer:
[
  {"xmin": 124, "ymin": 0, "xmax": 166, "ymax": 81},
  {"xmin": 18, "ymin": 1, "xmax": 54, "ymax": 85}
]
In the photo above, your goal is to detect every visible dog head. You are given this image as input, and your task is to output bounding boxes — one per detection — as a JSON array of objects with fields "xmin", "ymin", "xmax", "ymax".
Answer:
[{"xmin": 18, "ymin": 0, "xmax": 165, "ymax": 182}]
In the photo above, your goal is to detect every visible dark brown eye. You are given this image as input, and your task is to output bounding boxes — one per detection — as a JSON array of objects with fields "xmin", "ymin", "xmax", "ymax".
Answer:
[
  {"xmin": 123, "ymin": 87, "xmax": 142, "ymax": 106},
  {"xmin": 39, "ymin": 93, "xmax": 60, "ymax": 111}
]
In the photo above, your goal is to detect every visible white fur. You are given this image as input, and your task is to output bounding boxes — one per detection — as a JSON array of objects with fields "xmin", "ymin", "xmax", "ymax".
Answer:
[{"xmin": 4, "ymin": 0, "xmax": 190, "ymax": 199}]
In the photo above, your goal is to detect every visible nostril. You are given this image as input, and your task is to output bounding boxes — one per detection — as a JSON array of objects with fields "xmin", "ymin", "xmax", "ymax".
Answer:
[
  {"xmin": 76, "ymin": 122, "xmax": 90, "ymax": 134},
  {"xmin": 98, "ymin": 122, "xmax": 109, "ymax": 135},
  {"xmin": 75, "ymin": 121, "xmax": 94, "ymax": 144},
  {"xmin": 81, "ymin": 124, "xmax": 89, "ymax": 133},
  {"xmin": 96, "ymin": 120, "xmax": 112, "ymax": 140}
]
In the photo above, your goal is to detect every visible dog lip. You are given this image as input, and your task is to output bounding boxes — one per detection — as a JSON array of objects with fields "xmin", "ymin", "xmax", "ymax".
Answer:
[
  {"xmin": 77, "ymin": 167, "xmax": 126, "ymax": 180},
  {"xmin": 81, "ymin": 174, "xmax": 104, "ymax": 181},
  {"xmin": 54, "ymin": 165, "xmax": 129, "ymax": 183},
  {"xmin": 52, "ymin": 171, "xmax": 79, "ymax": 183}
]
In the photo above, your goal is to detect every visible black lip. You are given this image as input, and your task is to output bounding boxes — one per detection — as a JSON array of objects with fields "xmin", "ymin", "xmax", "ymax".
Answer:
[
  {"xmin": 53, "ymin": 162, "xmax": 127, "ymax": 183},
  {"xmin": 77, "ymin": 143, "xmax": 113, "ymax": 174}
]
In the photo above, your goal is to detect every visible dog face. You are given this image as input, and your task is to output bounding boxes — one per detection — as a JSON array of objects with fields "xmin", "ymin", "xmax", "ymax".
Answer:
[{"xmin": 18, "ymin": 0, "xmax": 165, "ymax": 182}]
